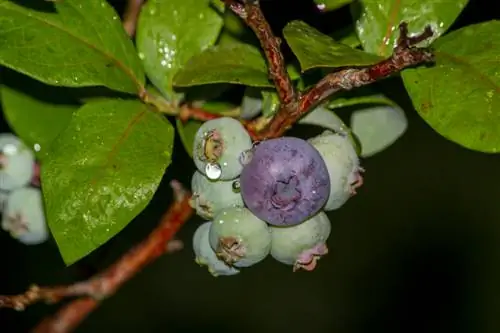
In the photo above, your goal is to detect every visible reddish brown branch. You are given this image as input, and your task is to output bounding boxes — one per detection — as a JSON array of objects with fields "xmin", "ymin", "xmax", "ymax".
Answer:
[
  {"xmin": 123, "ymin": 0, "xmax": 145, "ymax": 37},
  {"xmin": 253, "ymin": 22, "xmax": 435, "ymax": 140},
  {"xmin": 0, "ymin": 181, "xmax": 192, "ymax": 333},
  {"xmin": 223, "ymin": 0, "xmax": 297, "ymax": 109}
]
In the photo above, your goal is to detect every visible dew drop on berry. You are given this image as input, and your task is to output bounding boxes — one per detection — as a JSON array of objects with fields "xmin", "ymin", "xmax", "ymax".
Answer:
[{"xmin": 205, "ymin": 162, "xmax": 222, "ymax": 180}]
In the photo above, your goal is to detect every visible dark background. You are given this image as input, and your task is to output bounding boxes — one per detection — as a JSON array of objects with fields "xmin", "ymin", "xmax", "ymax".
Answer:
[{"xmin": 1, "ymin": 0, "xmax": 500, "ymax": 332}]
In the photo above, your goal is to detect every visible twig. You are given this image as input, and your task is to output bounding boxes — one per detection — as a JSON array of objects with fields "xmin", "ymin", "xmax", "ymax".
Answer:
[
  {"xmin": 223, "ymin": 0, "xmax": 297, "ymax": 109},
  {"xmin": 253, "ymin": 22, "xmax": 435, "ymax": 140},
  {"xmin": 123, "ymin": 0, "xmax": 145, "ymax": 37},
  {"xmin": 0, "ymin": 181, "xmax": 193, "ymax": 333}
]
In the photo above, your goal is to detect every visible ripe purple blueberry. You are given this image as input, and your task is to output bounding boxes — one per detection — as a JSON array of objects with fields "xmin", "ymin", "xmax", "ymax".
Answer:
[
  {"xmin": 270, "ymin": 211, "xmax": 331, "ymax": 272},
  {"xmin": 239, "ymin": 137, "xmax": 330, "ymax": 226}
]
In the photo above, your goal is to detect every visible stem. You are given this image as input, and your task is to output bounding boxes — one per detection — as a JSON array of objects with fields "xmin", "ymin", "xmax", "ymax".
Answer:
[{"xmin": 123, "ymin": 0, "xmax": 145, "ymax": 37}]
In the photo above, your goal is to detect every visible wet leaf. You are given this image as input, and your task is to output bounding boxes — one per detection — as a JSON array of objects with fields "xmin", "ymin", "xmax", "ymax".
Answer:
[
  {"xmin": 314, "ymin": 0, "xmax": 354, "ymax": 11},
  {"xmin": 283, "ymin": 21, "xmax": 382, "ymax": 72},
  {"xmin": 353, "ymin": 0, "xmax": 469, "ymax": 57},
  {"xmin": 136, "ymin": 0, "xmax": 224, "ymax": 102},
  {"xmin": 41, "ymin": 99, "xmax": 174, "ymax": 265},
  {"xmin": 0, "ymin": 72, "xmax": 78, "ymax": 160},
  {"xmin": 327, "ymin": 93, "xmax": 397, "ymax": 109},
  {"xmin": 402, "ymin": 20, "xmax": 500, "ymax": 153},
  {"xmin": 0, "ymin": 0, "xmax": 144, "ymax": 94},
  {"xmin": 173, "ymin": 43, "xmax": 272, "ymax": 88}
]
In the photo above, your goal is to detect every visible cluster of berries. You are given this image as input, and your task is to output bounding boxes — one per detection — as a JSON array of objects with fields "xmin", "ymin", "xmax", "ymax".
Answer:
[
  {"xmin": 190, "ymin": 117, "xmax": 364, "ymax": 276},
  {"xmin": 0, "ymin": 133, "xmax": 48, "ymax": 245}
]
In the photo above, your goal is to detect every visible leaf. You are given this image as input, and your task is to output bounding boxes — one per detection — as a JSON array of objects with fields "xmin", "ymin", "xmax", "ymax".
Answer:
[
  {"xmin": 330, "ymin": 25, "xmax": 361, "ymax": 48},
  {"xmin": 0, "ymin": 0, "xmax": 145, "ymax": 94},
  {"xmin": 173, "ymin": 43, "xmax": 273, "ymax": 88},
  {"xmin": 402, "ymin": 20, "xmax": 500, "ymax": 153},
  {"xmin": 327, "ymin": 93, "xmax": 397, "ymax": 109},
  {"xmin": 176, "ymin": 101, "xmax": 236, "ymax": 157},
  {"xmin": 41, "ymin": 99, "xmax": 174, "ymax": 265},
  {"xmin": 353, "ymin": 0, "xmax": 469, "ymax": 57},
  {"xmin": 0, "ymin": 72, "xmax": 78, "ymax": 160},
  {"xmin": 350, "ymin": 104, "xmax": 408, "ymax": 157},
  {"xmin": 283, "ymin": 20, "xmax": 383, "ymax": 72},
  {"xmin": 136, "ymin": 0, "xmax": 224, "ymax": 102},
  {"xmin": 314, "ymin": 0, "xmax": 354, "ymax": 11},
  {"xmin": 298, "ymin": 106, "xmax": 361, "ymax": 154}
]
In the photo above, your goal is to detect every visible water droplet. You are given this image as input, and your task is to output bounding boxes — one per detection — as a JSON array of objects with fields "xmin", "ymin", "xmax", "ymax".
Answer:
[
  {"xmin": 138, "ymin": 52, "xmax": 145, "ymax": 60},
  {"xmin": 205, "ymin": 163, "xmax": 222, "ymax": 180},
  {"xmin": 112, "ymin": 16, "xmax": 118, "ymax": 20},
  {"xmin": 100, "ymin": 1, "xmax": 106, "ymax": 7},
  {"xmin": 33, "ymin": 143, "xmax": 41, "ymax": 152},
  {"xmin": 232, "ymin": 181, "xmax": 240, "ymax": 192},
  {"xmin": 160, "ymin": 59, "xmax": 167, "ymax": 66},
  {"xmin": 199, "ymin": 13, "xmax": 204, "ymax": 19},
  {"xmin": 316, "ymin": 3, "xmax": 326, "ymax": 11},
  {"xmin": 149, "ymin": 7, "xmax": 157, "ymax": 15}
]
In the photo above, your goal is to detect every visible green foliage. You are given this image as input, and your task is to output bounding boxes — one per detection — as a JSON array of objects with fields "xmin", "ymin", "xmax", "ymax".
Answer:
[
  {"xmin": 352, "ymin": 0, "xmax": 469, "ymax": 57},
  {"xmin": 41, "ymin": 99, "xmax": 174, "ymax": 265},
  {"xmin": 0, "ymin": 0, "xmax": 145, "ymax": 94},
  {"xmin": 136, "ymin": 0, "xmax": 224, "ymax": 103},
  {"xmin": 0, "ymin": 0, "xmax": 496, "ymax": 264},
  {"xmin": 402, "ymin": 21, "xmax": 500, "ymax": 153},
  {"xmin": 284, "ymin": 20, "xmax": 383, "ymax": 71},
  {"xmin": 173, "ymin": 43, "xmax": 272, "ymax": 88},
  {"xmin": 0, "ymin": 72, "xmax": 78, "ymax": 160}
]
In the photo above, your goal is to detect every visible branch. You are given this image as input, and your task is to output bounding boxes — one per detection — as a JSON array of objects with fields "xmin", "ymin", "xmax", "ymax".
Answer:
[
  {"xmin": 254, "ymin": 22, "xmax": 435, "ymax": 140},
  {"xmin": 223, "ymin": 0, "xmax": 297, "ymax": 109},
  {"xmin": 123, "ymin": 0, "xmax": 145, "ymax": 37},
  {"xmin": 0, "ymin": 181, "xmax": 193, "ymax": 333}
]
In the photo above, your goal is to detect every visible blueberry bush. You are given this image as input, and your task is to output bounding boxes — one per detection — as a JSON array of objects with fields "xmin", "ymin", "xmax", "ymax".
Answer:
[{"xmin": 0, "ymin": 0, "xmax": 498, "ymax": 331}]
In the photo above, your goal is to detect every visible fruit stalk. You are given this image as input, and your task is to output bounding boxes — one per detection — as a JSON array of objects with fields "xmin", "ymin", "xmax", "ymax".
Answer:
[{"xmin": 0, "ymin": 181, "xmax": 192, "ymax": 333}]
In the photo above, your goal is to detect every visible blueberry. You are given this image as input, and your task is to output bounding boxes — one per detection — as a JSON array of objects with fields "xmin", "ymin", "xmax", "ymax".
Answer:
[
  {"xmin": 1, "ymin": 187, "xmax": 48, "ymax": 245},
  {"xmin": 209, "ymin": 207, "xmax": 271, "ymax": 267},
  {"xmin": 193, "ymin": 222, "xmax": 240, "ymax": 277},
  {"xmin": 0, "ymin": 133, "xmax": 35, "ymax": 191},
  {"xmin": 193, "ymin": 117, "xmax": 252, "ymax": 181},
  {"xmin": 270, "ymin": 211, "xmax": 331, "ymax": 272},
  {"xmin": 239, "ymin": 137, "xmax": 330, "ymax": 226},
  {"xmin": 190, "ymin": 170, "xmax": 244, "ymax": 220},
  {"xmin": 308, "ymin": 130, "xmax": 364, "ymax": 211}
]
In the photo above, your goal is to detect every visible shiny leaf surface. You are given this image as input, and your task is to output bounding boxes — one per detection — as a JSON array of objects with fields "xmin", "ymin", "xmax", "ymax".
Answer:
[
  {"xmin": 0, "ymin": 0, "xmax": 145, "ymax": 94},
  {"xmin": 136, "ymin": 0, "xmax": 224, "ymax": 102},
  {"xmin": 41, "ymin": 99, "xmax": 174, "ymax": 265},
  {"xmin": 402, "ymin": 21, "xmax": 500, "ymax": 153}
]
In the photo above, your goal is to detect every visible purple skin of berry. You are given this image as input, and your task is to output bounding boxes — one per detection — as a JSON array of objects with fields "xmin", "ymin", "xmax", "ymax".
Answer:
[
  {"xmin": 193, "ymin": 222, "xmax": 240, "ymax": 277},
  {"xmin": 239, "ymin": 137, "xmax": 330, "ymax": 226},
  {"xmin": 209, "ymin": 207, "xmax": 271, "ymax": 268},
  {"xmin": 270, "ymin": 211, "xmax": 331, "ymax": 272}
]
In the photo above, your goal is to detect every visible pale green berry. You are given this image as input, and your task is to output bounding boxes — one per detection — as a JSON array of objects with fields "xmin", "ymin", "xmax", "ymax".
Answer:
[
  {"xmin": 270, "ymin": 211, "xmax": 331, "ymax": 272},
  {"xmin": 308, "ymin": 130, "xmax": 364, "ymax": 211},
  {"xmin": 192, "ymin": 117, "xmax": 252, "ymax": 181},
  {"xmin": 1, "ymin": 187, "xmax": 48, "ymax": 245},
  {"xmin": 209, "ymin": 207, "xmax": 271, "ymax": 268},
  {"xmin": 192, "ymin": 222, "xmax": 240, "ymax": 277},
  {"xmin": 0, "ymin": 133, "xmax": 35, "ymax": 191},
  {"xmin": 190, "ymin": 170, "xmax": 244, "ymax": 220}
]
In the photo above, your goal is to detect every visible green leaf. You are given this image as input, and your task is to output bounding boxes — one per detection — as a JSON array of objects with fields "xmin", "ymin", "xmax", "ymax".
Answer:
[
  {"xmin": 173, "ymin": 43, "xmax": 272, "ymax": 88},
  {"xmin": 136, "ymin": 0, "xmax": 224, "ymax": 103},
  {"xmin": 402, "ymin": 21, "xmax": 500, "ymax": 153},
  {"xmin": 330, "ymin": 25, "xmax": 361, "ymax": 48},
  {"xmin": 350, "ymin": 104, "xmax": 408, "ymax": 158},
  {"xmin": 0, "ymin": 72, "xmax": 78, "ymax": 160},
  {"xmin": 176, "ymin": 101, "xmax": 236, "ymax": 157},
  {"xmin": 41, "ymin": 99, "xmax": 174, "ymax": 265},
  {"xmin": 0, "ymin": 0, "xmax": 145, "ymax": 94},
  {"xmin": 314, "ymin": 0, "xmax": 354, "ymax": 11},
  {"xmin": 327, "ymin": 93, "xmax": 397, "ymax": 109},
  {"xmin": 353, "ymin": 0, "xmax": 469, "ymax": 57},
  {"xmin": 283, "ymin": 21, "xmax": 383, "ymax": 72}
]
